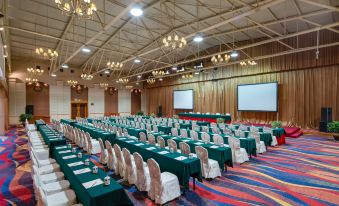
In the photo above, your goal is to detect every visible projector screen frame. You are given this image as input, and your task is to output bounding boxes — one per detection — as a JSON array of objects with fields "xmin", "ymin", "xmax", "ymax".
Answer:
[
  {"xmin": 173, "ymin": 89, "xmax": 194, "ymax": 110},
  {"xmin": 237, "ymin": 82, "xmax": 279, "ymax": 112}
]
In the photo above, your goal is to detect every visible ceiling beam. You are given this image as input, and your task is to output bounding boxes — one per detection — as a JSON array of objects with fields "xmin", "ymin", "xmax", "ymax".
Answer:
[{"xmin": 298, "ymin": 0, "xmax": 339, "ymax": 12}]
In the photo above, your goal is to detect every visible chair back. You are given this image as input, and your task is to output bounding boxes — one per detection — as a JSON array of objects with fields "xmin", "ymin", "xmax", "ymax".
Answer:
[
  {"xmin": 148, "ymin": 134, "xmax": 156, "ymax": 145},
  {"xmin": 201, "ymin": 126, "xmax": 209, "ymax": 132},
  {"xmin": 180, "ymin": 129, "xmax": 188, "ymax": 138},
  {"xmin": 152, "ymin": 125, "xmax": 158, "ymax": 132},
  {"xmin": 139, "ymin": 132, "xmax": 147, "ymax": 142},
  {"xmin": 195, "ymin": 146, "xmax": 209, "ymax": 165},
  {"xmin": 212, "ymin": 127, "xmax": 220, "ymax": 134},
  {"xmin": 147, "ymin": 158, "xmax": 162, "ymax": 198},
  {"xmin": 157, "ymin": 136, "xmax": 166, "ymax": 148},
  {"xmin": 171, "ymin": 128, "xmax": 178, "ymax": 136},
  {"xmin": 190, "ymin": 130, "xmax": 199, "ymax": 141},
  {"xmin": 167, "ymin": 139, "xmax": 178, "ymax": 152},
  {"xmin": 122, "ymin": 148, "xmax": 132, "ymax": 168},
  {"xmin": 213, "ymin": 134, "xmax": 224, "ymax": 145},
  {"xmin": 179, "ymin": 142, "xmax": 190, "ymax": 154},
  {"xmin": 201, "ymin": 132, "xmax": 210, "ymax": 143}
]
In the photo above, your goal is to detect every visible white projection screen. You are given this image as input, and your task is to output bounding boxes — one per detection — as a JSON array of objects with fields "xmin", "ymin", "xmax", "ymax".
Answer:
[
  {"xmin": 237, "ymin": 82, "xmax": 278, "ymax": 112},
  {"xmin": 173, "ymin": 90, "xmax": 194, "ymax": 109}
]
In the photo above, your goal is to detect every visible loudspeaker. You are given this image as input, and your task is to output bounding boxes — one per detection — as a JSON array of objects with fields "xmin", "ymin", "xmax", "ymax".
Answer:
[
  {"xmin": 26, "ymin": 105, "xmax": 34, "ymax": 115},
  {"xmin": 319, "ymin": 121, "xmax": 328, "ymax": 132},
  {"xmin": 321, "ymin": 107, "xmax": 332, "ymax": 122},
  {"xmin": 158, "ymin": 105, "xmax": 162, "ymax": 117}
]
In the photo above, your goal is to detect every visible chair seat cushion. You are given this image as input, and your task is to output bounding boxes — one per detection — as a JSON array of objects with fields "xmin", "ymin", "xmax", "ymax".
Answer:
[{"xmin": 42, "ymin": 180, "xmax": 70, "ymax": 195}]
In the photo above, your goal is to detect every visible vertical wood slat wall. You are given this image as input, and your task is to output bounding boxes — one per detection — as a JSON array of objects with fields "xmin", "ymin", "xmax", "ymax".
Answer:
[{"xmin": 145, "ymin": 31, "xmax": 339, "ymax": 128}]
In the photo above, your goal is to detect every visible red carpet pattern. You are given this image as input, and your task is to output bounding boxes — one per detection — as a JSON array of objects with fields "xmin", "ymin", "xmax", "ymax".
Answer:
[{"xmin": 0, "ymin": 126, "xmax": 338, "ymax": 206}]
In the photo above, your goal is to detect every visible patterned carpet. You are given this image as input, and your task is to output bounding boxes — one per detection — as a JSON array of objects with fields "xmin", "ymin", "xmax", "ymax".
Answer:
[{"xmin": 0, "ymin": 126, "xmax": 338, "ymax": 206}]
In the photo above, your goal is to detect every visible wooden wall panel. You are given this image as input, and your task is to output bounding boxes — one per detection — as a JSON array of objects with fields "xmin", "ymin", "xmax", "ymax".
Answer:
[
  {"xmin": 26, "ymin": 83, "xmax": 50, "ymax": 119},
  {"xmin": 71, "ymin": 86, "xmax": 88, "ymax": 102},
  {"xmin": 146, "ymin": 32, "xmax": 339, "ymax": 129},
  {"xmin": 104, "ymin": 89, "xmax": 118, "ymax": 115},
  {"xmin": 131, "ymin": 91, "xmax": 141, "ymax": 115}
]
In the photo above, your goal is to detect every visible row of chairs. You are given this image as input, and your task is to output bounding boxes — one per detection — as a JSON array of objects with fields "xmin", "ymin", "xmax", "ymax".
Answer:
[{"xmin": 26, "ymin": 125, "xmax": 81, "ymax": 206}]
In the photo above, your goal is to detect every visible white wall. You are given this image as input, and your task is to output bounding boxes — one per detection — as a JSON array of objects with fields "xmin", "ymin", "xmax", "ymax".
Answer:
[
  {"xmin": 9, "ymin": 79, "xmax": 26, "ymax": 124},
  {"xmin": 118, "ymin": 89, "xmax": 131, "ymax": 116},
  {"xmin": 88, "ymin": 85, "xmax": 104, "ymax": 117},
  {"xmin": 50, "ymin": 81, "xmax": 71, "ymax": 121}
]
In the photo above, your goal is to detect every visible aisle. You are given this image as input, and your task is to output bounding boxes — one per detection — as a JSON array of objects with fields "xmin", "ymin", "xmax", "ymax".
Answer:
[{"xmin": 1, "ymin": 126, "xmax": 338, "ymax": 206}]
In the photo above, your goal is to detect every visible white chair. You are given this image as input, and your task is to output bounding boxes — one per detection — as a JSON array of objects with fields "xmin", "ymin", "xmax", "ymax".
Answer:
[
  {"xmin": 171, "ymin": 128, "xmax": 178, "ymax": 136},
  {"xmin": 38, "ymin": 188, "xmax": 77, "ymax": 206},
  {"xmin": 157, "ymin": 136, "xmax": 166, "ymax": 148},
  {"xmin": 33, "ymin": 174, "xmax": 70, "ymax": 196},
  {"xmin": 98, "ymin": 138, "xmax": 107, "ymax": 165},
  {"xmin": 264, "ymin": 127, "xmax": 278, "ymax": 146},
  {"xmin": 213, "ymin": 134, "xmax": 224, "ymax": 145},
  {"xmin": 228, "ymin": 136, "xmax": 249, "ymax": 164},
  {"xmin": 167, "ymin": 139, "xmax": 179, "ymax": 152},
  {"xmin": 152, "ymin": 125, "xmax": 158, "ymax": 132},
  {"xmin": 195, "ymin": 146, "xmax": 221, "ymax": 179},
  {"xmin": 85, "ymin": 133, "xmax": 101, "ymax": 154},
  {"xmin": 147, "ymin": 133, "xmax": 156, "ymax": 145},
  {"xmin": 147, "ymin": 158, "xmax": 181, "ymax": 204},
  {"xmin": 180, "ymin": 129, "xmax": 188, "ymax": 138},
  {"xmin": 253, "ymin": 133, "xmax": 267, "ymax": 153},
  {"xmin": 133, "ymin": 152, "xmax": 150, "ymax": 192},
  {"xmin": 113, "ymin": 144, "xmax": 125, "ymax": 177},
  {"xmin": 201, "ymin": 132, "xmax": 211, "ymax": 143},
  {"xmin": 105, "ymin": 140, "xmax": 116, "ymax": 170},
  {"xmin": 32, "ymin": 163, "xmax": 60, "ymax": 175},
  {"xmin": 190, "ymin": 130, "xmax": 199, "ymax": 141},
  {"xmin": 139, "ymin": 132, "xmax": 147, "ymax": 143},
  {"xmin": 122, "ymin": 148, "xmax": 137, "ymax": 185},
  {"xmin": 179, "ymin": 142, "xmax": 190, "ymax": 155}
]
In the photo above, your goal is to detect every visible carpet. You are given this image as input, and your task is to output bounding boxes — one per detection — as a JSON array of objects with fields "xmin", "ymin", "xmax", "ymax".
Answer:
[{"xmin": 0, "ymin": 126, "xmax": 338, "ymax": 206}]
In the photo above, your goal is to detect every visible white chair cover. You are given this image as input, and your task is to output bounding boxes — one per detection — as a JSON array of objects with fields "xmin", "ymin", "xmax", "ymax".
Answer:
[
  {"xmin": 122, "ymin": 148, "xmax": 137, "ymax": 185},
  {"xmin": 195, "ymin": 146, "xmax": 221, "ymax": 179},
  {"xmin": 133, "ymin": 152, "xmax": 150, "ymax": 192}
]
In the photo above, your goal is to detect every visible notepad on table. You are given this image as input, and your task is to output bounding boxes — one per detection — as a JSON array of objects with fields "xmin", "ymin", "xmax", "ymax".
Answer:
[
  {"xmin": 62, "ymin": 155, "xmax": 76, "ymax": 159},
  {"xmin": 74, "ymin": 168, "xmax": 91, "ymax": 175},
  {"xmin": 126, "ymin": 140, "xmax": 134, "ymax": 143},
  {"xmin": 194, "ymin": 142, "xmax": 203, "ymax": 145},
  {"xmin": 146, "ymin": 147, "xmax": 156, "ymax": 150},
  {"xmin": 158, "ymin": 151, "xmax": 169, "ymax": 155},
  {"xmin": 134, "ymin": 143, "xmax": 144, "ymax": 146},
  {"xmin": 82, "ymin": 179, "xmax": 104, "ymax": 189},
  {"xmin": 59, "ymin": 150, "xmax": 71, "ymax": 154},
  {"xmin": 68, "ymin": 161, "xmax": 84, "ymax": 167},
  {"xmin": 55, "ymin": 146, "xmax": 67, "ymax": 150},
  {"xmin": 182, "ymin": 139, "xmax": 190, "ymax": 142},
  {"xmin": 175, "ymin": 156, "xmax": 187, "ymax": 161},
  {"xmin": 210, "ymin": 145, "xmax": 219, "ymax": 149}
]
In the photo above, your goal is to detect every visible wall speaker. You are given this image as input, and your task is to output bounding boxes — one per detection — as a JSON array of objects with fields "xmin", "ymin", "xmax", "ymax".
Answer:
[
  {"xmin": 321, "ymin": 107, "xmax": 332, "ymax": 122},
  {"xmin": 26, "ymin": 105, "xmax": 34, "ymax": 115}
]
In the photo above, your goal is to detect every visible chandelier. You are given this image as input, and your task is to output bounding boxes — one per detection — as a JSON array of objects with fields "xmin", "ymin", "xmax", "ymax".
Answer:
[
  {"xmin": 182, "ymin": 73, "xmax": 193, "ymax": 79},
  {"xmin": 55, "ymin": 0, "xmax": 97, "ymax": 19},
  {"xmin": 27, "ymin": 67, "xmax": 44, "ymax": 76},
  {"xmin": 35, "ymin": 48, "xmax": 58, "ymax": 60},
  {"xmin": 152, "ymin": 70, "xmax": 167, "ymax": 77},
  {"xmin": 118, "ymin": 78, "xmax": 129, "ymax": 84},
  {"xmin": 146, "ymin": 77, "xmax": 155, "ymax": 84},
  {"xmin": 107, "ymin": 61, "xmax": 123, "ymax": 70},
  {"xmin": 125, "ymin": 85, "xmax": 133, "ymax": 89},
  {"xmin": 67, "ymin": 80, "xmax": 78, "ymax": 87},
  {"xmin": 240, "ymin": 60, "xmax": 257, "ymax": 66},
  {"xmin": 211, "ymin": 54, "xmax": 230, "ymax": 65},
  {"xmin": 100, "ymin": 83, "xmax": 108, "ymax": 88},
  {"xmin": 25, "ymin": 77, "xmax": 38, "ymax": 85},
  {"xmin": 162, "ymin": 32, "xmax": 187, "ymax": 50},
  {"xmin": 81, "ymin": 73, "xmax": 93, "ymax": 80}
]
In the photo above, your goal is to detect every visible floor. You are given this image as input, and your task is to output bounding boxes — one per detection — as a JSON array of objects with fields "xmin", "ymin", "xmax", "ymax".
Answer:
[{"xmin": 0, "ymin": 125, "xmax": 338, "ymax": 206}]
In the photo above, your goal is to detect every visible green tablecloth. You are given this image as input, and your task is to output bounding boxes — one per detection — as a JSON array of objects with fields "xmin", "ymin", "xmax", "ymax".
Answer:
[
  {"xmin": 35, "ymin": 120, "xmax": 46, "ymax": 130},
  {"xmin": 126, "ymin": 128, "xmax": 147, "ymax": 138},
  {"xmin": 272, "ymin": 128, "xmax": 285, "ymax": 137},
  {"xmin": 61, "ymin": 119, "xmax": 77, "ymax": 126},
  {"xmin": 39, "ymin": 125, "xmax": 67, "ymax": 151},
  {"xmin": 196, "ymin": 121, "xmax": 210, "ymax": 126},
  {"xmin": 158, "ymin": 125, "xmax": 172, "ymax": 134},
  {"xmin": 74, "ymin": 123, "xmax": 116, "ymax": 144},
  {"xmin": 180, "ymin": 123, "xmax": 192, "ymax": 129},
  {"xmin": 114, "ymin": 137, "xmax": 202, "ymax": 189},
  {"xmin": 243, "ymin": 131, "xmax": 272, "ymax": 147},
  {"xmin": 178, "ymin": 113, "xmax": 231, "ymax": 121},
  {"xmin": 158, "ymin": 135, "xmax": 232, "ymax": 171},
  {"xmin": 53, "ymin": 147, "xmax": 132, "ymax": 206}
]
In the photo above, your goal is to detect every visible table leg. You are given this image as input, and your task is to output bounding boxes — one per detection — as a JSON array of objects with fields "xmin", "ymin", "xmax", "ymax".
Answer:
[{"xmin": 193, "ymin": 178, "xmax": 196, "ymax": 190}]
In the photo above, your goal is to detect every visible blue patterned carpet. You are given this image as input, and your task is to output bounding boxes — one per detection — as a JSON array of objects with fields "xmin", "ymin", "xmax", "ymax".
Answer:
[{"xmin": 0, "ymin": 126, "xmax": 338, "ymax": 205}]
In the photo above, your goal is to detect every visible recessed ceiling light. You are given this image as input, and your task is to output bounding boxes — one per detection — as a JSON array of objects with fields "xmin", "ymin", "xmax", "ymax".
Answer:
[
  {"xmin": 82, "ymin": 47, "xmax": 91, "ymax": 53},
  {"xmin": 136, "ymin": 82, "xmax": 139, "ymax": 85},
  {"xmin": 194, "ymin": 71, "xmax": 200, "ymax": 75},
  {"xmin": 104, "ymin": 70, "xmax": 110, "ymax": 74},
  {"xmin": 130, "ymin": 8, "xmax": 143, "ymax": 17},
  {"xmin": 230, "ymin": 51, "xmax": 239, "ymax": 58},
  {"xmin": 193, "ymin": 35, "xmax": 203, "ymax": 43},
  {"xmin": 51, "ymin": 73, "xmax": 57, "ymax": 77},
  {"xmin": 137, "ymin": 75, "xmax": 142, "ymax": 78},
  {"xmin": 3, "ymin": 45, "xmax": 7, "ymax": 48},
  {"xmin": 134, "ymin": 58, "xmax": 141, "ymax": 63},
  {"xmin": 61, "ymin": 64, "xmax": 69, "ymax": 69},
  {"xmin": 172, "ymin": 66, "xmax": 177, "ymax": 71},
  {"xmin": 159, "ymin": 78, "xmax": 163, "ymax": 81},
  {"xmin": 0, "ymin": 27, "xmax": 4, "ymax": 31}
]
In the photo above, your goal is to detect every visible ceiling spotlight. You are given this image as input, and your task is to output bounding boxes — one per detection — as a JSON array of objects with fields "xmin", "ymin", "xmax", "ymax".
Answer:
[
  {"xmin": 130, "ymin": 7, "xmax": 143, "ymax": 17},
  {"xmin": 51, "ymin": 73, "xmax": 57, "ymax": 77},
  {"xmin": 137, "ymin": 75, "xmax": 142, "ymax": 79},
  {"xmin": 172, "ymin": 66, "xmax": 177, "ymax": 71},
  {"xmin": 230, "ymin": 51, "xmax": 239, "ymax": 58},
  {"xmin": 194, "ymin": 71, "xmax": 200, "ymax": 75},
  {"xmin": 61, "ymin": 64, "xmax": 69, "ymax": 69},
  {"xmin": 3, "ymin": 45, "xmax": 7, "ymax": 48},
  {"xmin": 104, "ymin": 70, "xmax": 110, "ymax": 74},
  {"xmin": 82, "ymin": 47, "xmax": 91, "ymax": 53},
  {"xmin": 193, "ymin": 35, "xmax": 203, "ymax": 43},
  {"xmin": 134, "ymin": 58, "xmax": 141, "ymax": 63},
  {"xmin": 0, "ymin": 27, "xmax": 4, "ymax": 31},
  {"xmin": 136, "ymin": 82, "xmax": 139, "ymax": 85},
  {"xmin": 159, "ymin": 78, "xmax": 163, "ymax": 81}
]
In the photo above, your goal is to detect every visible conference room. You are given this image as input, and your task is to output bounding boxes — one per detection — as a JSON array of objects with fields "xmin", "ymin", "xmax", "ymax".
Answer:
[{"xmin": 0, "ymin": 0, "xmax": 338, "ymax": 205}]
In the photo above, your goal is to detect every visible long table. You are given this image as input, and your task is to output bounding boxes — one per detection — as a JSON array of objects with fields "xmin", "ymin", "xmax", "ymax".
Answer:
[
  {"xmin": 38, "ymin": 125, "xmax": 67, "ymax": 151},
  {"xmin": 53, "ymin": 146, "xmax": 133, "ymax": 206},
  {"xmin": 178, "ymin": 113, "xmax": 231, "ymax": 123},
  {"xmin": 115, "ymin": 137, "xmax": 202, "ymax": 189},
  {"xmin": 61, "ymin": 119, "xmax": 77, "ymax": 126},
  {"xmin": 156, "ymin": 134, "xmax": 233, "ymax": 170},
  {"xmin": 35, "ymin": 119, "xmax": 46, "ymax": 130},
  {"xmin": 73, "ymin": 123, "xmax": 116, "ymax": 143}
]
